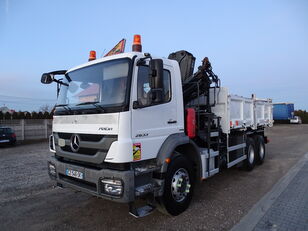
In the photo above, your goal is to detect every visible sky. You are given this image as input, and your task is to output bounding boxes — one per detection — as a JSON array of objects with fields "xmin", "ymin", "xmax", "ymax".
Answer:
[{"xmin": 0, "ymin": 0, "xmax": 307, "ymax": 111}]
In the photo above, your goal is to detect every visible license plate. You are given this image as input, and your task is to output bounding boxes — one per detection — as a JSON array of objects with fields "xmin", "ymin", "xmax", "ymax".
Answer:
[{"xmin": 66, "ymin": 169, "xmax": 84, "ymax": 179}]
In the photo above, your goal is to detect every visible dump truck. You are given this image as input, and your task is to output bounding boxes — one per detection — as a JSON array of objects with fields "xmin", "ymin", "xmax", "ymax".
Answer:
[{"xmin": 41, "ymin": 35, "xmax": 273, "ymax": 217}]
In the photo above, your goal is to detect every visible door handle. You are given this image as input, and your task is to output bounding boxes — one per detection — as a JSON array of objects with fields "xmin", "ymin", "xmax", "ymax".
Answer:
[{"xmin": 167, "ymin": 120, "xmax": 177, "ymax": 124}]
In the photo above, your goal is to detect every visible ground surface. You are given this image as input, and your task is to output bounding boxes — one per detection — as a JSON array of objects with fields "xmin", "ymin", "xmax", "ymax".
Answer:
[
  {"xmin": 253, "ymin": 161, "xmax": 308, "ymax": 231},
  {"xmin": 1, "ymin": 125, "xmax": 308, "ymax": 231}
]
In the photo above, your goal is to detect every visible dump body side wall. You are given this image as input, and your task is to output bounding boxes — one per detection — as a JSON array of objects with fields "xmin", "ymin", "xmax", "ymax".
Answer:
[{"xmin": 210, "ymin": 87, "xmax": 273, "ymax": 134}]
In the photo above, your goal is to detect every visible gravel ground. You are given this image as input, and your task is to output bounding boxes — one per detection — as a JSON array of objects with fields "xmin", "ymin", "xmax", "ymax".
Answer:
[{"xmin": 1, "ymin": 124, "xmax": 308, "ymax": 231}]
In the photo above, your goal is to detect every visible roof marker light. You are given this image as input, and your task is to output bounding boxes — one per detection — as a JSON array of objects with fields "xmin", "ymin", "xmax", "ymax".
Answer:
[
  {"xmin": 88, "ymin": 50, "xmax": 96, "ymax": 61},
  {"xmin": 132, "ymin": 34, "xmax": 142, "ymax": 52}
]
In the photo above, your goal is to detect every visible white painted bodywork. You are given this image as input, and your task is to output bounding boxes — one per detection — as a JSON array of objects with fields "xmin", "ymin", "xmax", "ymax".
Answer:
[
  {"xmin": 53, "ymin": 113, "xmax": 119, "ymax": 135},
  {"xmin": 53, "ymin": 52, "xmax": 184, "ymax": 163},
  {"xmin": 53, "ymin": 51, "xmax": 272, "ymax": 164},
  {"xmin": 255, "ymin": 98, "xmax": 273, "ymax": 127},
  {"xmin": 53, "ymin": 113, "xmax": 133, "ymax": 163},
  {"xmin": 105, "ymin": 111, "xmax": 134, "ymax": 163},
  {"xmin": 130, "ymin": 59, "xmax": 184, "ymax": 162},
  {"xmin": 229, "ymin": 94, "xmax": 254, "ymax": 129},
  {"xmin": 211, "ymin": 87, "xmax": 273, "ymax": 134}
]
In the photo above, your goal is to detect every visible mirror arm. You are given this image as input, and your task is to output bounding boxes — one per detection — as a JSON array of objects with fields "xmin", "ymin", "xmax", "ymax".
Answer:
[
  {"xmin": 136, "ymin": 53, "xmax": 152, "ymax": 66},
  {"xmin": 53, "ymin": 78, "xmax": 69, "ymax": 86},
  {"xmin": 133, "ymin": 100, "xmax": 142, "ymax": 109},
  {"xmin": 47, "ymin": 70, "xmax": 69, "ymax": 86},
  {"xmin": 48, "ymin": 70, "xmax": 67, "ymax": 75}
]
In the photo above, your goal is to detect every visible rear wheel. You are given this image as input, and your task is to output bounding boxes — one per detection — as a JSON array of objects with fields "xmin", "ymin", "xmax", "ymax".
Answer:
[
  {"xmin": 255, "ymin": 135, "xmax": 265, "ymax": 165},
  {"xmin": 158, "ymin": 154, "xmax": 194, "ymax": 216},
  {"xmin": 243, "ymin": 137, "xmax": 256, "ymax": 171}
]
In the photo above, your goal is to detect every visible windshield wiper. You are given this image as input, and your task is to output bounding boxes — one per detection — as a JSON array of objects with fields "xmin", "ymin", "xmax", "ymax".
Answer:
[
  {"xmin": 76, "ymin": 101, "xmax": 105, "ymax": 112},
  {"xmin": 55, "ymin": 104, "xmax": 73, "ymax": 114}
]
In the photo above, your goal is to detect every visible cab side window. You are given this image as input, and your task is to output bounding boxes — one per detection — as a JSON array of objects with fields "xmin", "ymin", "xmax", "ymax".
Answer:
[{"xmin": 137, "ymin": 66, "xmax": 171, "ymax": 107}]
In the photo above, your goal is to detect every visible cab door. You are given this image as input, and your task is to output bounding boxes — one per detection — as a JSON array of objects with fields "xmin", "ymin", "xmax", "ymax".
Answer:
[{"xmin": 131, "ymin": 64, "xmax": 179, "ymax": 161}]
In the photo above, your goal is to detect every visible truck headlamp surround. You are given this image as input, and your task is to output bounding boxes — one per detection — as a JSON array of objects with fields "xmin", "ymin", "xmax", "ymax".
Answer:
[
  {"xmin": 100, "ymin": 178, "xmax": 123, "ymax": 197},
  {"xmin": 49, "ymin": 135, "xmax": 56, "ymax": 153}
]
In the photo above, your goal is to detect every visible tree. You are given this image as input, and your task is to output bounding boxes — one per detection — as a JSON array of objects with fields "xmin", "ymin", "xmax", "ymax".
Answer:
[
  {"xmin": 38, "ymin": 112, "xmax": 44, "ymax": 119},
  {"xmin": 0, "ymin": 111, "xmax": 3, "ymax": 120},
  {"xmin": 17, "ymin": 111, "xmax": 25, "ymax": 119},
  {"xmin": 12, "ymin": 111, "xmax": 18, "ymax": 119},
  {"xmin": 4, "ymin": 112, "xmax": 11, "ymax": 120},
  {"xmin": 43, "ymin": 111, "xmax": 50, "ymax": 119},
  {"xmin": 294, "ymin": 110, "xmax": 308, "ymax": 124},
  {"xmin": 31, "ymin": 111, "xmax": 38, "ymax": 119},
  {"xmin": 39, "ymin": 104, "xmax": 52, "ymax": 113},
  {"xmin": 25, "ymin": 112, "xmax": 31, "ymax": 119}
]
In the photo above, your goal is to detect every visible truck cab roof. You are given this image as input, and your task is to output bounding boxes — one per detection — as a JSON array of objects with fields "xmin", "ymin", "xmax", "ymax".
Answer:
[{"xmin": 67, "ymin": 52, "xmax": 178, "ymax": 74}]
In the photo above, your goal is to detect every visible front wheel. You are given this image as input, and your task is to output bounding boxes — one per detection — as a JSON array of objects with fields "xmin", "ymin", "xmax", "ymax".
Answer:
[{"xmin": 158, "ymin": 154, "xmax": 194, "ymax": 216}]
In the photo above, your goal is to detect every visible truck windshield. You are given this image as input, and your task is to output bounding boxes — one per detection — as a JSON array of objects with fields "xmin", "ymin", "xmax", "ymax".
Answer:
[{"xmin": 57, "ymin": 58, "xmax": 130, "ymax": 109}]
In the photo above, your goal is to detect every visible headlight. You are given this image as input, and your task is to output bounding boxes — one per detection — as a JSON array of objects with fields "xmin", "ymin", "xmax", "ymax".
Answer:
[
  {"xmin": 48, "ymin": 162, "xmax": 56, "ymax": 176},
  {"xmin": 49, "ymin": 135, "xmax": 56, "ymax": 153},
  {"xmin": 100, "ymin": 178, "xmax": 123, "ymax": 197}
]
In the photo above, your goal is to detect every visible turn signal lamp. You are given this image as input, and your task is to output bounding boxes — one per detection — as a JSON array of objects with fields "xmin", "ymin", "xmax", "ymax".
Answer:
[
  {"xmin": 88, "ymin": 50, "xmax": 96, "ymax": 61},
  {"xmin": 132, "ymin": 34, "xmax": 142, "ymax": 52},
  {"xmin": 48, "ymin": 162, "xmax": 56, "ymax": 177}
]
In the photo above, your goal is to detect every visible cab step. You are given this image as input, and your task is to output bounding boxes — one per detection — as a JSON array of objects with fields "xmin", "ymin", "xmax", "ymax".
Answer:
[{"xmin": 129, "ymin": 203, "xmax": 156, "ymax": 218}]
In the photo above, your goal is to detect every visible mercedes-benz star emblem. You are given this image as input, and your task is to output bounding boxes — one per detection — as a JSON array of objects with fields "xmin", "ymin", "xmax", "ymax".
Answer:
[{"xmin": 70, "ymin": 134, "xmax": 80, "ymax": 152}]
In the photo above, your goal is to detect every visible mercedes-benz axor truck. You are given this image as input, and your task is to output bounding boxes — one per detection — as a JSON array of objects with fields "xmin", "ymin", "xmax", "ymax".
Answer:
[{"xmin": 41, "ymin": 35, "xmax": 273, "ymax": 217}]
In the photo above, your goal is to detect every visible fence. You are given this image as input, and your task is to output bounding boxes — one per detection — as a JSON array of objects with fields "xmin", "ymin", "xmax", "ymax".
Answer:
[{"xmin": 0, "ymin": 119, "xmax": 52, "ymax": 141}]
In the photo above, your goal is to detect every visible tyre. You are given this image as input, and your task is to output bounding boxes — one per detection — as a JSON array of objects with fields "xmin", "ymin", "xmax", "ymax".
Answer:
[
  {"xmin": 243, "ymin": 137, "xmax": 256, "ymax": 171},
  {"xmin": 158, "ymin": 154, "xmax": 194, "ymax": 216},
  {"xmin": 254, "ymin": 135, "xmax": 265, "ymax": 165}
]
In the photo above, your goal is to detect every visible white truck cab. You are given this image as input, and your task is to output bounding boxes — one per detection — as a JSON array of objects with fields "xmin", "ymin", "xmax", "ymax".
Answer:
[
  {"xmin": 51, "ymin": 52, "xmax": 184, "ymax": 163},
  {"xmin": 42, "ymin": 35, "xmax": 272, "ymax": 217}
]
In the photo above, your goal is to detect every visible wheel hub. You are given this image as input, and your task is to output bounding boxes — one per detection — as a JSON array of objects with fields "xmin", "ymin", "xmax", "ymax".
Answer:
[{"xmin": 171, "ymin": 168, "xmax": 190, "ymax": 202}]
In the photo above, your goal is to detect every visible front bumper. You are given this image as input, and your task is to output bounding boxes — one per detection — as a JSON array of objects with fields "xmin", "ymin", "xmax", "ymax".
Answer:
[{"xmin": 48, "ymin": 156, "xmax": 135, "ymax": 203}]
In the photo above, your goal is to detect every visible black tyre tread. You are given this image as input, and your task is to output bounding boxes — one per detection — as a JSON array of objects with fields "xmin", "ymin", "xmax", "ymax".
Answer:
[
  {"xmin": 244, "ymin": 137, "xmax": 256, "ymax": 171},
  {"xmin": 158, "ymin": 154, "xmax": 194, "ymax": 216},
  {"xmin": 254, "ymin": 135, "xmax": 265, "ymax": 165}
]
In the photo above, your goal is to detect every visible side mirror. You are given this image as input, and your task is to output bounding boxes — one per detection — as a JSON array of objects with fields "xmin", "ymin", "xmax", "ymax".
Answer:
[
  {"xmin": 149, "ymin": 59, "xmax": 163, "ymax": 88},
  {"xmin": 41, "ymin": 73, "xmax": 54, "ymax": 84},
  {"xmin": 149, "ymin": 59, "xmax": 164, "ymax": 103}
]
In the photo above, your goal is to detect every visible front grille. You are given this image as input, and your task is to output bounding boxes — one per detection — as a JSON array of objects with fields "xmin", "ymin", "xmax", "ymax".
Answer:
[
  {"xmin": 60, "ymin": 146, "xmax": 98, "ymax": 155},
  {"xmin": 80, "ymin": 134, "xmax": 106, "ymax": 142},
  {"xmin": 59, "ymin": 174, "xmax": 97, "ymax": 192},
  {"xmin": 58, "ymin": 132, "xmax": 107, "ymax": 142},
  {"xmin": 56, "ymin": 155, "xmax": 131, "ymax": 171},
  {"xmin": 54, "ymin": 132, "xmax": 117, "ymax": 163},
  {"xmin": 57, "ymin": 132, "xmax": 72, "ymax": 139}
]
